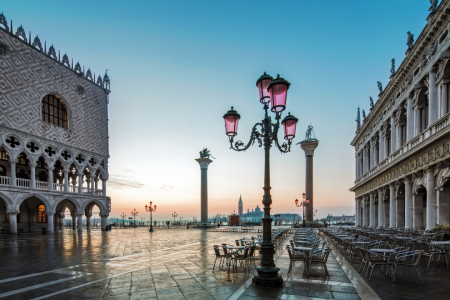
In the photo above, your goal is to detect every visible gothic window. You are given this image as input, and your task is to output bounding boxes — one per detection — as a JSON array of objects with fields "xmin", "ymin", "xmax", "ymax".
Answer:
[
  {"xmin": 0, "ymin": 165, "xmax": 6, "ymax": 176},
  {"xmin": 38, "ymin": 205, "xmax": 47, "ymax": 223},
  {"xmin": 17, "ymin": 153, "xmax": 28, "ymax": 165},
  {"xmin": 0, "ymin": 149, "xmax": 8, "ymax": 161},
  {"xmin": 42, "ymin": 94, "xmax": 68, "ymax": 129}
]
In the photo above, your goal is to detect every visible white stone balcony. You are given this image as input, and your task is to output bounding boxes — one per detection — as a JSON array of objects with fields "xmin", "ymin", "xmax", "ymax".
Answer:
[
  {"xmin": 354, "ymin": 113, "xmax": 450, "ymax": 187},
  {"xmin": 0, "ymin": 175, "xmax": 105, "ymax": 195}
]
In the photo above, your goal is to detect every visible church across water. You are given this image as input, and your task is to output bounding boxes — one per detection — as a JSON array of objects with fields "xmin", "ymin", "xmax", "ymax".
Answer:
[{"xmin": 237, "ymin": 195, "xmax": 300, "ymax": 224}]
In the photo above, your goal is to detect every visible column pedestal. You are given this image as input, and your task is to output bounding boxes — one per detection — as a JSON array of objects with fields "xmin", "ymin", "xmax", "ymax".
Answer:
[
  {"xmin": 47, "ymin": 213, "xmax": 54, "ymax": 232},
  {"xmin": 195, "ymin": 158, "xmax": 213, "ymax": 225},
  {"xmin": 299, "ymin": 139, "xmax": 319, "ymax": 222}
]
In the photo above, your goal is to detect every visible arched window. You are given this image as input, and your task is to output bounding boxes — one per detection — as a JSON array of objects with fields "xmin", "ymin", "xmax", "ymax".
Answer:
[
  {"xmin": 0, "ymin": 165, "xmax": 5, "ymax": 176},
  {"xmin": 38, "ymin": 205, "xmax": 47, "ymax": 223},
  {"xmin": 42, "ymin": 94, "xmax": 68, "ymax": 129}
]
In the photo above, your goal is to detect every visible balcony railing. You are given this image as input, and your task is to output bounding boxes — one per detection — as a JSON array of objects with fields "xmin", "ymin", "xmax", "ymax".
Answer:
[
  {"xmin": 0, "ymin": 176, "xmax": 10, "ymax": 186},
  {"xmin": 354, "ymin": 113, "xmax": 450, "ymax": 186},
  {"xmin": 0, "ymin": 177, "xmax": 104, "ymax": 195}
]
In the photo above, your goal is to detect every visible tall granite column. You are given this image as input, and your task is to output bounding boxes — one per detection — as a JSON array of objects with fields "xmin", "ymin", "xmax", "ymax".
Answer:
[
  {"xmin": 300, "ymin": 139, "xmax": 319, "ymax": 222},
  {"xmin": 195, "ymin": 157, "xmax": 213, "ymax": 224}
]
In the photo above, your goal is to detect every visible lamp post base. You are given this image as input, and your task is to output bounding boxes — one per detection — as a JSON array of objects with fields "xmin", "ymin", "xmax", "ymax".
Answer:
[{"xmin": 252, "ymin": 267, "xmax": 283, "ymax": 288}]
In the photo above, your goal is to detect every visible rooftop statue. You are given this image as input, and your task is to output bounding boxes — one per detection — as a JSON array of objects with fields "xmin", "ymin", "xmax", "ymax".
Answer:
[
  {"xmin": 407, "ymin": 32, "xmax": 415, "ymax": 50},
  {"xmin": 429, "ymin": 0, "xmax": 438, "ymax": 13},
  {"xmin": 391, "ymin": 58, "xmax": 396, "ymax": 74},
  {"xmin": 369, "ymin": 97, "xmax": 375, "ymax": 111},
  {"xmin": 377, "ymin": 81, "xmax": 383, "ymax": 93},
  {"xmin": 362, "ymin": 110, "xmax": 367, "ymax": 121},
  {"xmin": 199, "ymin": 148, "xmax": 215, "ymax": 159}
]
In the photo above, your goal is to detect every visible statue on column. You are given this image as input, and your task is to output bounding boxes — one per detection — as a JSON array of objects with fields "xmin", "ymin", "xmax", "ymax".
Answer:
[
  {"xmin": 390, "ymin": 58, "xmax": 396, "ymax": 74},
  {"xmin": 305, "ymin": 124, "xmax": 315, "ymax": 140},
  {"xmin": 407, "ymin": 32, "xmax": 415, "ymax": 50},
  {"xmin": 369, "ymin": 97, "xmax": 375, "ymax": 112},
  {"xmin": 199, "ymin": 148, "xmax": 215, "ymax": 159},
  {"xmin": 429, "ymin": 0, "xmax": 438, "ymax": 13}
]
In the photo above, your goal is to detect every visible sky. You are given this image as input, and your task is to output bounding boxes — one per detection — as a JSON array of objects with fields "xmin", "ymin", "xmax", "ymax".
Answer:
[{"xmin": 1, "ymin": 0, "xmax": 434, "ymax": 221}]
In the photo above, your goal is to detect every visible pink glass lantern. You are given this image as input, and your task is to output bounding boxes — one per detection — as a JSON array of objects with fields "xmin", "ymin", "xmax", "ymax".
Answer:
[
  {"xmin": 267, "ymin": 74, "xmax": 291, "ymax": 112},
  {"xmin": 281, "ymin": 112, "xmax": 299, "ymax": 140},
  {"xmin": 302, "ymin": 193, "xmax": 306, "ymax": 200},
  {"xmin": 256, "ymin": 72, "xmax": 274, "ymax": 103},
  {"xmin": 295, "ymin": 198, "xmax": 299, "ymax": 205},
  {"xmin": 223, "ymin": 106, "xmax": 241, "ymax": 136}
]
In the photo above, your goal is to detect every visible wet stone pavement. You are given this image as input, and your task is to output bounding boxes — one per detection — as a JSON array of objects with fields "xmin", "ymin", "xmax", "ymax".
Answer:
[{"xmin": 0, "ymin": 228, "xmax": 382, "ymax": 300}]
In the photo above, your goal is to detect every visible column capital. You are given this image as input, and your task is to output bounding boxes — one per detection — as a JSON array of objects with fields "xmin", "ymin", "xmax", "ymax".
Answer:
[
  {"xmin": 29, "ymin": 163, "xmax": 37, "ymax": 168},
  {"xmin": 195, "ymin": 158, "xmax": 213, "ymax": 169},
  {"xmin": 76, "ymin": 213, "xmax": 84, "ymax": 217},
  {"xmin": 59, "ymin": 212, "xmax": 65, "ymax": 218},
  {"xmin": 299, "ymin": 139, "xmax": 319, "ymax": 156},
  {"xmin": 46, "ymin": 212, "xmax": 55, "ymax": 216},
  {"xmin": 6, "ymin": 210, "xmax": 20, "ymax": 215},
  {"xmin": 100, "ymin": 213, "xmax": 109, "ymax": 218}
]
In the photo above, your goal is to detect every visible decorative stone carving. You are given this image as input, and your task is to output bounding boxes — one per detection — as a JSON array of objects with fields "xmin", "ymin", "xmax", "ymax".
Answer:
[
  {"xmin": 74, "ymin": 62, "xmax": 82, "ymax": 74},
  {"xmin": 75, "ymin": 85, "xmax": 86, "ymax": 97},
  {"xmin": 15, "ymin": 25, "xmax": 27, "ymax": 42},
  {"xmin": 0, "ymin": 12, "xmax": 9, "ymax": 32},
  {"xmin": 407, "ymin": 32, "xmax": 414, "ymax": 50},
  {"xmin": 48, "ymin": 45, "xmax": 57, "ymax": 60},
  {"xmin": 85, "ymin": 69, "xmax": 93, "ymax": 81},
  {"xmin": 62, "ymin": 54, "xmax": 70, "ymax": 68},
  {"xmin": 0, "ymin": 41, "xmax": 11, "ymax": 58},
  {"xmin": 377, "ymin": 81, "xmax": 383, "ymax": 94},
  {"xmin": 429, "ymin": 0, "xmax": 438, "ymax": 13},
  {"xmin": 32, "ymin": 35, "xmax": 43, "ymax": 52},
  {"xmin": 391, "ymin": 58, "xmax": 396, "ymax": 74},
  {"xmin": 362, "ymin": 110, "xmax": 366, "ymax": 121},
  {"xmin": 369, "ymin": 97, "xmax": 375, "ymax": 111}
]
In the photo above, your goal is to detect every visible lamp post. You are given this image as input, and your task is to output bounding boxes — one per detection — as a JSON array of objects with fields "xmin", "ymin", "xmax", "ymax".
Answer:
[
  {"xmin": 172, "ymin": 212, "xmax": 178, "ymax": 223},
  {"xmin": 295, "ymin": 193, "xmax": 310, "ymax": 228},
  {"xmin": 131, "ymin": 209, "xmax": 138, "ymax": 228},
  {"xmin": 223, "ymin": 72, "xmax": 298, "ymax": 288},
  {"xmin": 145, "ymin": 202, "xmax": 157, "ymax": 232},
  {"xmin": 128, "ymin": 217, "xmax": 132, "ymax": 227},
  {"xmin": 121, "ymin": 213, "xmax": 126, "ymax": 228}
]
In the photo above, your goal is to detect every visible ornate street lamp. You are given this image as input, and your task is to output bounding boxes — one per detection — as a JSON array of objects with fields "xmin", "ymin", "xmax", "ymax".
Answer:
[
  {"xmin": 295, "ymin": 193, "xmax": 309, "ymax": 228},
  {"xmin": 145, "ymin": 202, "xmax": 157, "ymax": 232},
  {"xmin": 223, "ymin": 72, "xmax": 298, "ymax": 287},
  {"xmin": 121, "ymin": 213, "xmax": 126, "ymax": 228},
  {"xmin": 172, "ymin": 212, "xmax": 178, "ymax": 223},
  {"xmin": 131, "ymin": 209, "xmax": 138, "ymax": 228}
]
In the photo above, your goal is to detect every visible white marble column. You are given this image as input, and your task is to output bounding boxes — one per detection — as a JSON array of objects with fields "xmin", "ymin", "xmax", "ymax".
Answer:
[
  {"xmin": 30, "ymin": 163, "xmax": 36, "ymax": 189},
  {"xmin": 378, "ymin": 188, "xmax": 384, "ymax": 228},
  {"xmin": 86, "ymin": 214, "xmax": 92, "ymax": 231},
  {"xmin": 429, "ymin": 68, "xmax": 439, "ymax": 124},
  {"xmin": 407, "ymin": 93, "xmax": 415, "ymax": 141},
  {"xmin": 7, "ymin": 210, "xmax": 18, "ymax": 234},
  {"xmin": 362, "ymin": 196, "xmax": 368, "ymax": 226},
  {"xmin": 391, "ymin": 113, "xmax": 397, "ymax": 153},
  {"xmin": 379, "ymin": 130, "xmax": 385, "ymax": 161},
  {"xmin": 369, "ymin": 193, "xmax": 375, "ymax": 227},
  {"xmin": 405, "ymin": 177, "xmax": 413, "ymax": 229},
  {"xmin": 10, "ymin": 161, "xmax": 16, "ymax": 187},
  {"xmin": 47, "ymin": 213, "xmax": 54, "ymax": 232},
  {"xmin": 59, "ymin": 213, "xmax": 65, "ymax": 230},
  {"xmin": 369, "ymin": 139, "xmax": 374, "ymax": 169},
  {"xmin": 396, "ymin": 122, "xmax": 403, "ymax": 150},
  {"xmin": 441, "ymin": 83, "xmax": 448, "ymax": 117},
  {"xmin": 414, "ymin": 108, "xmax": 421, "ymax": 136},
  {"xmin": 355, "ymin": 198, "xmax": 360, "ymax": 226},
  {"xmin": 72, "ymin": 214, "xmax": 77, "ymax": 230},
  {"xmin": 54, "ymin": 214, "xmax": 59, "ymax": 231},
  {"xmin": 48, "ymin": 167, "xmax": 54, "ymax": 191},
  {"xmin": 389, "ymin": 184, "xmax": 396, "ymax": 228},
  {"xmin": 426, "ymin": 168, "xmax": 436, "ymax": 230},
  {"xmin": 101, "ymin": 214, "xmax": 108, "ymax": 231},
  {"xmin": 64, "ymin": 171, "xmax": 69, "ymax": 192},
  {"xmin": 102, "ymin": 180, "xmax": 107, "ymax": 196},
  {"xmin": 77, "ymin": 214, "xmax": 83, "ymax": 232}
]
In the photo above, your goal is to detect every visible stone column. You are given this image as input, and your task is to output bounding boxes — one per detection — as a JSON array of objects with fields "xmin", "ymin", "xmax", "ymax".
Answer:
[
  {"xmin": 30, "ymin": 163, "xmax": 36, "ymax": 189},
  {"xmin": 369, "ymin": 139, "xmax": 374, "ymax": 169},
  {"xmin": 78, "ymin": 174, "xmax": 83, "ymax": 193},
  {"xmin": 362, "ymin": 197, "xmax": 367, "ymax": 226},
  {"xmin": 396, "ymin": 122, "xmax": 403, "ymax": 150},
  {"xmin": 10, "ymin": 161, "xmax": 16, "ymax": 187},
  {"xmin": 391, "ymin": 113, "xmax": 397, "ymax": 153},
  {"xmin": 100, "ymin": 214, "xmax": 108, "ymax": 231},
  {"xmin": 379, "ymin": 130, "xmax": 385, "ymax": 162},
  {"xmin": 64, "ymin": 171, "xmax": 69, "ymax": 192},
  {"xmin": 102, "ymin": 179, "xmax": 107, "ymax": 196},
  {"xmin": 54, "ymin": 214, "xmax": 59, "ymax": 232},
  {"xmin": 407, "ymin": 93, "xmax": 415, "ymax": 141},
  {"xmin": 378, "ymin": 189, "xmax": 384, "ymax": 228},
  {"xmin": 86, "ymin": 214, "xmax": 92, "ymax": 231},
  {"xmin": 355, "ymin": 155, "xmax": 358, "ymax": 179},
  {"xmin": 369, "ymin": 193, "xmax": 375, "ymax": 227},
  {"xmin": 364, "ymin": 197, "xmax": 370, "ymax": 226},
  {"xmin": 389, "ymin": 184, "xmax": 396, "ymax": 228},
  {"xmin": 48, "ymin": 167, "xmax": 54, "ymax": 191},
  {"xmin": 429, "ymin": 68, "xmax": 438, "ymax": 124},
  {"xmin": 195, "ymin": 157, "xmax": 213, "ymax": 224},
  {"xmin": 7, "ymin": 210, "xmax": 19, "ymax": 234},
  {"xmin": 426, "ymin": 167, "xmax": 436, "ymax": 230},
  {"xmin": 355, "ymin": 198, "xmax": 360, "ymax": 226},
  {"xmin": 77, "ymin": 214, "xmax": 83, "ymax": 232},
  {"xmin": 72, "ymin": 214, "xmax": 77, "ymax": 230},
  {"xmin": 94, "ymin": 178, "xmax": 98, "ymax": 190},
  {"xmin": 59, "ymin": 213, "xmax": 65, "ymax": 230},
  {"xmin": 47, "ymin": 213, "xmax": 54, "ymax": 232},
  {"xmin": 414, "ymin": 108, "xmax": 421, "ymax": 135},
  {"xmin": 300, "ymin": 139, "xmax": 319, "ymax": 221},
  {"xmin": 405, "ymin": 176, "xmax": 413, "ymax": 229},
  {"xmin": 441, "ymin": 83, "xmax": 448, "ymax": 117}
]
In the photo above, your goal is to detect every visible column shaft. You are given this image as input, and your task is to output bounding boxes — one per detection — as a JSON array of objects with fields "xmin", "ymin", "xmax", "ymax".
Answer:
[
  {"xmin": 101, "ymin": 215, "xmax": 108, "ymax": 231},
  {"xmin": 355, "ymin": 198, "xmax": 360, "ymax": 226},
  {"xmin": 369, "ymin": 193, "xmax": 375, "ymax": 227},
  {"xmin": 391, "ymin": 114, "xmax": 397, "ymax": 153},
  {"xmin": 102, "ymin": 180, "xmax": 107, "ymax": 196},
  {"xmin": 48, "ymin": 168, "xmax": 53, "ymax": 191},
  {"xmin": 30, "ymin": 164, "xmax": 36, "ymax": 189},
  {"xmin": 305, "ymin": 155, "xmax": 314, "ymax": 221},
  {"xmin": 407, "ymin": 94, "xmax": 415, "ymax": 141},
  {"xmin": 379, "ymin": 131, "xmax": 385, "ymax": 161},
  {"xmin": 59, "ymin": 214, "xmax": 64, "ymax": 230},
  {"xmin": 429, "ymin": 69, "xmax": 438, "ymax": 124},
  {"xmin": 9, "ymin": 213, "xmax": 18, "ymax": 234},
  {"xmin": 426, "ymin": 168, "xmax": 436, "ymax": 230},
  {"xmin": 47, "ymin": 213, "xmax": 54, "ymax": 232},
  {"xmin": 414, "ymin": 108, "xmax": 421, "ymax": 136},
  {"xmin": 378, "ymin": 189, "xmax": 384, "ymax": 228},
  {"xmin": 78, "ymin": 174, "xmax": 83, "ymax": 193},
  {"xmin": 77, "ymin": 214, "xmax": 83, "ymax": 232},
  {"xmin": 87, "ymin": 215, "xmax": 91, "ymax": 230},
  {"xmin": 10, "ymin": 162, "xmax": 16, "ymax": 186},
  {"xmin": 405, "ymin": 178, "xmax": 413, "ymax": 229},
  {"xmin": 72, "ymin": 215, "xmax": 76, "ymax": 230},
  {"xmin": 442, "ymin": 83, "xmax": 448, "ymax": 117},
  {"xmin": 64, "ymin": 171, "xmax": 69, "ymax": 192},
  {"xmin": 390, "ymin": 184, "xmax": 396, "ymax": 228}
]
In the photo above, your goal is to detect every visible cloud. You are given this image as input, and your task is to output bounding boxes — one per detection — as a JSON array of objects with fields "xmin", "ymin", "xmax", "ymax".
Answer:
[
  {"xmin": 108, "ymin": 170, "xmax": 147, "ymax": 189},
  {"xmin": 160, "ymin": 185, "xmax": 174, "ymax": 190}
]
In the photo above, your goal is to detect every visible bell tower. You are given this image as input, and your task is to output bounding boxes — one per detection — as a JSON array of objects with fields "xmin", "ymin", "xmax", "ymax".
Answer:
[{"xmin": 238, "ymin": 194, "xmax": 243, "ymax": 217}]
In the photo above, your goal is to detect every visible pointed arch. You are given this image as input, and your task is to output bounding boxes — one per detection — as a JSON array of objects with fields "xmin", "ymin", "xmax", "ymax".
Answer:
[
  {"xmin": 16, "ymin": 193, "xmax": 52, "ymax": 212},
  {"xmin": 82, "ymin": 199, "xmax": 107, "ymax": 215}
]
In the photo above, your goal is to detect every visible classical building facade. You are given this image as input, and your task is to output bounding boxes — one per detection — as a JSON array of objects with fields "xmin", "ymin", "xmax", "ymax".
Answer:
[
  {"xmin": 0, "ymin": 13, "xmax": 111, "ymax": 233},
  {"xmin": 351, "ymin": 1, "xmax": 450, "ymax": 230}
]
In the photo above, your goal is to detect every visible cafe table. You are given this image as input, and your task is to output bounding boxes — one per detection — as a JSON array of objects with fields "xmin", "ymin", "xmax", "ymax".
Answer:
[{"xmin": 293, "ymin": 247, "xmax": 313, "ymax": 276}]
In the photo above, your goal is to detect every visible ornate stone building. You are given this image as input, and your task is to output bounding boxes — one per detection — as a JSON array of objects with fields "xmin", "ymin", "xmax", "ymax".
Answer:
[
  {"xmin": 0, "ymin": 13, "xmax": 111, "ymax": 233},
  {"xmin": 351, "ymin": 1, "xmax": 450, "ymax": 230}
]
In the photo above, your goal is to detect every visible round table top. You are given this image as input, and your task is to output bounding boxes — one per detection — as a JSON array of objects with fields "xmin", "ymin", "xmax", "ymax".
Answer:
[
  {"xmin": 422, "ymin": 233, "xmax": 438, "ymax": 236},
  {"xmin": 432, "ymin": 241, "xmax": 450, "ymax": 245},
  {"xmin": 353, "ymin": 241, "xmax": 371, "ymax": 244},
  {"xmin": 228, "ymin": 246, "xmax": 246, "ymax": 249},
  {"xmin": 395, "ymin": 237, "xmax": 411, "ymax": 240},
  {"xmin": 370, "ymin": 248, "xmax": 396, "ymax": 253}
]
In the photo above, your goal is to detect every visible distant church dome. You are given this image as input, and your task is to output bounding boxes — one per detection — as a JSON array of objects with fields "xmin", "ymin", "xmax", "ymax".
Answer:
[{"xmin": 255, "ymin": 205, "xmax": 261, "ymax": 212}]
